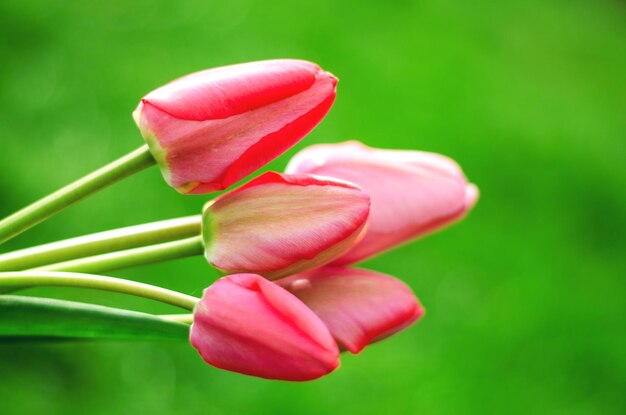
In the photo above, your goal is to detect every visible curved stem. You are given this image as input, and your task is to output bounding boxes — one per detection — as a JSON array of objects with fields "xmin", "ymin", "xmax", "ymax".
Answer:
[
  {"xmin": 0, "ymin": 271, "xmax": 200, "ymax": 310},
  {"xmin": 33, "ymin": 236, "xmax": 205, "ymax": 274},
  {"xmin": 0, "ymin": 215, "xmax": 202, "ymax": 271},
  {"xmin": 0, "ymin": 145, "xmax": 155, "ymax": 244}
]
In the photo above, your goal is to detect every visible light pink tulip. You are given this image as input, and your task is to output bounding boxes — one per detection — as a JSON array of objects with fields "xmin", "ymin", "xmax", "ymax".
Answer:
[
  {"xmin": 278, "ymin": 266, "xmax": 424, "ymax": 353},
  {"xmin": 190, "ymin": 273, "xmax": 340, "ymax": 381},
  {"xmin": 286, "ymin": 141, "xmax": 478, "ymax": 264},
  {"xmin": 133, "ymin": 59, "xmax": 337, "ymax": 194},
  {"xmin": 202, "ymin": 171, "xmax": 370, "ymax": 280}
]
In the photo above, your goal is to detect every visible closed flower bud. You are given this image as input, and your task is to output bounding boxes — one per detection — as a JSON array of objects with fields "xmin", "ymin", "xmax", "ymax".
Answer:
[
  {"xmin": 202, "ymin": 172, "xmax": 370, "ymax": 280},
  {"xmin": 190, "ymin": 273, "xmax": 340, "ymax": 381},
  {"xmin": 278, "ymin": 266, "xmax": 424, "ymax": 353},
  {"xmin": 133, "ymin": 59, "xmax": 338, "ymax": 194},
  {"xmin": 286, "ymin": 141, "xmax": 478, "ymax": 264}
]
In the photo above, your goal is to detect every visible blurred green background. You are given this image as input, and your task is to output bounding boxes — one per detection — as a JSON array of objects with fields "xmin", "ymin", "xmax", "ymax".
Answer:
[{"xmin": 1, "ymin": 0, "xmax": 625, "ymax": 414}]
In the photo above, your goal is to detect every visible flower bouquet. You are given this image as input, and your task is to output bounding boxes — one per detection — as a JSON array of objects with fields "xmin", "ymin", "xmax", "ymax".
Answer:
[{"xmin": 0, "ymin": 59, "xmax": 477, "ymax": 381}]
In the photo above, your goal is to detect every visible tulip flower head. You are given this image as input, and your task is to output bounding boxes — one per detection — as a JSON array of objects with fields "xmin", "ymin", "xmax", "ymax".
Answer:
[
  {"xmin": 202, "ymin": 171, "xmax": 370, "ymax": 280},
  {"xmin": 133, "ymin": 59, "xmax": 338, "ymax": 194},
  {"xmin": 190, "ymin": 273, "xmax": 340, "ymax": 381},
  {"xmin": 286, "ymin": 141, "xmax": 478, "ymax": 264},
  {"xmin": 279, "ymin": 266, "xmax": 424, "ymax": 353}
]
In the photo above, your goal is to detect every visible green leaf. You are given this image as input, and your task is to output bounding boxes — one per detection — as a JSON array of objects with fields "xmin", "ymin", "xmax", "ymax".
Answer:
[{"xmin": 0, "ymin": 296, "xmax": 190, "ymax": 342}]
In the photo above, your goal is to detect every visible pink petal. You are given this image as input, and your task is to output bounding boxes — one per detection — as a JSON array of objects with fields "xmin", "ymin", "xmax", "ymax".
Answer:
[
  {"xmin": 203, "ymin": 172, "xmax": 370, "ymax": 280},
  {"xmin": 190, "ymin": 273, "xmax": 339, "ymax": 381},
  {"xmin": 134, "ymin": 60, "xmax": 337, "ymax": 193},
  {"xmin": 278, "ymin": 266, "xmax": 424, "ymax": 353},
  {"xmin": 143, "ymin": 60, "xmax": 321, "ymax": 121},
  {"xmin": 286, "ymin": 141, "xmax": 478, "ymax": 264}
]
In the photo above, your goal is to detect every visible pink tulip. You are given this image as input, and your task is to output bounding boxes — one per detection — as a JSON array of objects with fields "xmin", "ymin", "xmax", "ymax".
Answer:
[
  {"xmin": 190, "ymin": 273, "xmax": 340, "ymax": 381},
  {"xmin": 278, "ymin": 266, "xmax": 424, "ymax": 353},
  {"xmin": 133, "ymin": 59, "xmax": 338, "ymax": 194},
  {"xmin": 202, "ymin": 171, "xmax": 370, "ymax": 280},
  {"xmin": 286, "ymin": 141, "xmax": 478, "ymax": 264}
]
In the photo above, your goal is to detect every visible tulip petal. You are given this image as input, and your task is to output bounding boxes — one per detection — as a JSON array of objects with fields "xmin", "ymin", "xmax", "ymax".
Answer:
[
  {"xmin": 286, "ymin": 141, "xmax": 478, "ymax": 264},
  {"xmin": 134, "ymin": 60, "xmax": 337, "ymax": 193},
  {"xmin": 278, "ymin": 266, "xmax": 424, "ymax": 353},
  {"xmin": 190, "ymin": 273, "xmax": 339, "ymax": 381},
  {"xmin": 143, "ymin": 60, "xmax": 321, "ymax": 121},
  {"xmin": 203, "ymin": 172, "xmax": 370, "ymax": 279},
  {"xmin": 216, "ymin": 93, "xmax": 337, "ymax": 194}
]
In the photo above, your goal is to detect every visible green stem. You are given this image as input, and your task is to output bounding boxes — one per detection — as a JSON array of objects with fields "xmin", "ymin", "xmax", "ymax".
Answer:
[
  {"xmin": 0, "ymin": 215, "xmax": 202, "ymax": 271},
  {"xmin": 33, "ymin": 236, "xmax": 205, "ymax": 274},
  {"xmin": 0, "ymin": 145, "xmax": 155, "ymax": 244},
  {"xmin": 160, "ymin": 314, "xmax": 195, "ymax": 324},
  {"xmin": 0, "ymin": 271, "xmax": 199, "ymax": 310}
]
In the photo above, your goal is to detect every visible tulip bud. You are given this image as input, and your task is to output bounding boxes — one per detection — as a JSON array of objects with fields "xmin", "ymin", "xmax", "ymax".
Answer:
[
  {"xmin": 286, "ymin": 141, "xmax": 478, "ymax": 264},
  {"xmin": 190, "ymin": 273, "xmax": 340, "ymax": 381},
  {"xmin": 202, "ymin": 171, "xmax": 370, "ymax": 280},
  {"xmin": 278, "ymin": 266, "xmax": 424, "ymax": 353},
  {"xmin": 133, "ymin": 59, "xmax": 338, "ymax": 194}
]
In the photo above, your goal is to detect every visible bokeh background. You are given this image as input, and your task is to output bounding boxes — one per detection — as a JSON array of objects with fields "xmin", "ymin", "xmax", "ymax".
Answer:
[{"xmin": 1, "ymin": 0, "xmax": 625, "ymax": 414}]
